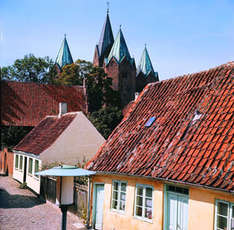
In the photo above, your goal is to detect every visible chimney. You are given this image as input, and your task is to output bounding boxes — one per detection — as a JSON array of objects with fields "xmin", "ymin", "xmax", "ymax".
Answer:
[{"xmin": 59, "ymin": 102, "xmax": 67, "ymax": 118}]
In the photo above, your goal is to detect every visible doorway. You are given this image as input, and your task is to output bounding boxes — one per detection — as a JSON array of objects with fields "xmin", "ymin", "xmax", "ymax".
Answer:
[
  {"xmin": 92, "ymin": 183, "xmax": 105, "ymax": 230},
  {"xmin": 164, "ymin": 185, "xmax": 189, "ymax": 230},
  {"xmin": 23, "ymin": 157, "xmax": 27, "ymax": 182}
]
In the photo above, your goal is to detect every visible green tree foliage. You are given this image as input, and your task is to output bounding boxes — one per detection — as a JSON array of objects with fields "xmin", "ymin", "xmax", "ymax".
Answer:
[
  {"xmin": 1, "ymin": 54, "xmax": 56, "ymax": 83},
  {"xmin": 55, "ymin": 59, "xmax": 123, "ymax": 138},
  {"xmin": 89, "ymin": 107, "xmax": 123, "ymax": 139},
  {"xmin": 1, "ymin": 126, "xmax": 33, "ymax": 150}
]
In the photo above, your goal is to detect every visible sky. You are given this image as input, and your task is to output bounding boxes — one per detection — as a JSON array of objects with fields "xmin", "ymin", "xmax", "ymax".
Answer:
[{"xmin": 0, "ymin": 0, "xmax": 234, "ymax": 80}]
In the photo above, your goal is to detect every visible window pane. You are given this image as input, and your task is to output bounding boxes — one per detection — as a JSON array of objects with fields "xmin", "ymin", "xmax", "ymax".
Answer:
[
  {"xmin": 20, "ymin": 156, "xmax": 23, "ymax": 170},
  {"xmin": 120, "ymin": 192, "xmax": 126, "ymax": 201},
  {"xmin": 112, "ymin": 200, "xmax": 118, "ymax": 209},
  {"xmin": 136, "ymin": 196, "xmax": 143, "ymax": 206},
  {"xmin": 218, "ymin": 202, "xmax": 228, "ymax": 216},
  {"xmin": 136, "ymin": 206, "xmax": 142, "ymax": 217},
  {"xmin": 119, "ymin": 201, "xmax": 125, "ymax": 211},
  {"xmin": 121, "ymin": 183, "xmax": 126, "ymax": 192},
  {"xmin": 137, "ymin": 186, "xmax": 143, "ymax": 196},
  {"xmin": 146, "ymin": 187, "xmax": 152, "ymax": 197},
  {"xmin": 35, "ymin": 160, "xmax": 39, "ymax": 177},
  {"xmin": 113, "ymin": 182, "xmax": 118, "ymax": 191},
  {"xmin": 29, "ymin": 158, "xmax": 33, "ymax": 174},
  {"xmin": 217, "ymin": 216, "xmax": 227, "ymax": 230},
  {"xmin": 113, "ymin": 191, "xmax": 118, "ymax": 200},
  {"xmin": 15, "ymin": 155, "xmax": 18, "ymax": 168},
  {"xmin": 145, "ymin": 208, "xmax": 152, "ymax": 219},
  {"xmin": 145, "ymin": 198, "xmax": 152, "ymax": 208}
]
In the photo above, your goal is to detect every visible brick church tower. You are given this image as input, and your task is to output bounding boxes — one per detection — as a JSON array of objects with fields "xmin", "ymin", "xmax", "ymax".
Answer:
[{"xmin": 93, "ymin": 11, "xmax": 136, "ymax": 107}]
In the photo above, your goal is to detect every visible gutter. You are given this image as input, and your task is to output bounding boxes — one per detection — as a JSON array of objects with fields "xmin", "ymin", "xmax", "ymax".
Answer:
[{"xmin": 93, "ymin": 171, "xmax": 233, "ymax": 194}]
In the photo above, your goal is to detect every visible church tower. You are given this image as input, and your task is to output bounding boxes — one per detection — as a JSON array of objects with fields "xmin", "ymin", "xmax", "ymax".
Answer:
[
  {"xmin": 136, "ymin": 46, "xmax": 159, "ymax": 92},
  {"xmin": 93, "ymin": 9, "xmax": 114, "ymax": 67},
  {"xmin": 104, "ymin": 27, "xmax": 136, "ymax": 107},
  {"xmin": 55, "ymin": 35, "xmax": 73, "ymax": 72}
]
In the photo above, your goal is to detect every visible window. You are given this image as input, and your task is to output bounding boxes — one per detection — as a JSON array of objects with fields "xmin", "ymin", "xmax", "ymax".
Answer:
[
  {"xmin": 111, "ymin": 181, "xmax": 127, "ymax": 211},
  {"xmin": 19, "ymin": 155, "xmax": 23, "ymax": 170},
  {"xmin": 15, "ymin": 155, "xmax": 19, "ymax": 169},
  {"xmin": 34, "ymin": 160, "xmax": 39, "ymax": 177},
  {"xmin": 28, "ymin": 158, "xmax": 33, "ymax": 174},
  {"xmin": 215, "ymin": 200, "xmax": 234, "ymax": 230},
  {"xmin": 135, "ymin": 184, "xmax": 153, "ymax": 220}
]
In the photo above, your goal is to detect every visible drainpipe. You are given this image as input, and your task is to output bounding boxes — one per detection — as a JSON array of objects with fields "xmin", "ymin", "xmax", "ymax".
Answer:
[{"xmin": 86, "ymin": 176, "xmax": 92, "ymax": 228}]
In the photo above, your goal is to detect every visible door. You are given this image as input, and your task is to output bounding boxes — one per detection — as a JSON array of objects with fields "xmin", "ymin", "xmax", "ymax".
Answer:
[
  {"xmin": 93, "ymin": 184, "xmax": 104, "ymax": 230},
  {"xmin": 166, "ymin": 192, "xmax": 189, "ymax": 230}
]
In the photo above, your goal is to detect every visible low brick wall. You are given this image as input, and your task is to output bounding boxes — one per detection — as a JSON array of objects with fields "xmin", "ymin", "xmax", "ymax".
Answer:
[{"xmin": 0, "ymin": 148, "xmax": 14, "ymax": 176}]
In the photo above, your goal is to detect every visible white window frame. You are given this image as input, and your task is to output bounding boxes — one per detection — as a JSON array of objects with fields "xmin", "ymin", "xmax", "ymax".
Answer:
[
  {"xmin": 34, "ymin": 159, "xmax": 39, "ymax": 178},
  {"xmin": 215, "ymin": 199, "xmax": 234, "ymax": 230},
  {"xmin": 111, "ymin": 180, "xmax": 127, "ymax": 213},
  {"xmin": 19, "ymin": 155, "xmax": 23, "ymax": 171},
  {"xmin": 134, "ymin": 184, "xmax": 153, "ymax": 222},
  {"xmin": 15, "ymin": 154, "xmax": 19, "ymax": 169},
  {"xmin": 28, "ymin": 157, "xmax": 33, "ymax": 175}
]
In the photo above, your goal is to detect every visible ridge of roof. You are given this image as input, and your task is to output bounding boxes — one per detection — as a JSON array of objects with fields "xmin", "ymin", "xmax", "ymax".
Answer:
[
  {"xmin": 86, "ymin": 62, "xmax": 234, "ymax": 193},
  {"xmin": 107, "ymin": 28, "xmax": 131, "ymax": 64},
  {"xmin": 55, "ymin": 35, "xmax": 73, "ymax": 69}
]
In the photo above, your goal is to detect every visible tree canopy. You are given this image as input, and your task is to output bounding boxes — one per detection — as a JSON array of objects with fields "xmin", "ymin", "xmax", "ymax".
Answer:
[{"xmin": 1, "ymin": 54, "xmax": 56, "ymax": 83}]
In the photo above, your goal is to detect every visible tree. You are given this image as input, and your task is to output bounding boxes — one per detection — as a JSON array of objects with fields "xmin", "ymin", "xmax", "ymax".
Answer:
[
  {"xmin": 89, "ymin": 107, "xmax": 123, "ymax": 139},
  {"xmin": 54, "ymin": 59, "xmax": 123, "ymax": 138},
  {"xmin": 1, "ymin": 126, "xmax": 33, "ymax": 150},
  {"xmin": 1, "ymin": 54, "xmax": 56, "ymax": 84}
]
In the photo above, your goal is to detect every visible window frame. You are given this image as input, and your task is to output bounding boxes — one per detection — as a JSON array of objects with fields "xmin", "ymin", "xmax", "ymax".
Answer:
[
  {"xmin": 28, "ymin": 158, "xmax": 33, "ymax": 175},
  {"xmin": 34, "ymin": 159, "xmax": 39, "ymax": 178},
  {"xmin": 111, "ymin": 180, "xmax": 127, "ymax": 213},
  {"xmin": 134, "ymin": 184, "xmax": 154, "ymax": 222},
  {"xmin": 215, "ymin": 199, "xmax": 234, "ymax": 230},
  {"xmin": 19, "ymin": 155, "xmax": 23, "ymax": 171},
  {"xmin": 15, "ymin": 154, "xmax": 19, "ymax": 169}
]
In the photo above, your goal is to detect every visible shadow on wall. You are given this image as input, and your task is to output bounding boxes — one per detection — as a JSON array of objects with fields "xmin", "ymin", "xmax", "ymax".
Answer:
[{"xmin": 0, "ymin": 188, "xmax": 45, "ymax": 209}]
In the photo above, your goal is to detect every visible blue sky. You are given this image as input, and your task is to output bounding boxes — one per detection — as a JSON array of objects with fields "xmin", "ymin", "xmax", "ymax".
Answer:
[{"xmin": 0, "ymin": 0, "xmax": 233, "ymax": 80}]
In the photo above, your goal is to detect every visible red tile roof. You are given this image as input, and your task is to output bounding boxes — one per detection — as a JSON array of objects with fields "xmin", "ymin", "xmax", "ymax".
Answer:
[
  {"xmin": 87, "ymin": 62, "xmax": 234, "ymax": 193},
  {"xmin": 0, "ymin": 81, "xmax": 87, "ymax": 127},
  {"xmin": 14, "ymin": 113, "xmax": 77, "ymax": 155}
]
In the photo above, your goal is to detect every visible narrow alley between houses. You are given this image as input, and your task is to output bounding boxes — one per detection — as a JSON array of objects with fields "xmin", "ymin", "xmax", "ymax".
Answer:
[{"xmin": 0, "ymin": 176, "xmax": 86, "ymax": 230}]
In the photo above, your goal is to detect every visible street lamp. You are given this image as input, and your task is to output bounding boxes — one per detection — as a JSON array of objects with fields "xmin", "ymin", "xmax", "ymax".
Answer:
[{"xmin": 36, "ymin": 165, "xmax": 95, "ymax": 230}]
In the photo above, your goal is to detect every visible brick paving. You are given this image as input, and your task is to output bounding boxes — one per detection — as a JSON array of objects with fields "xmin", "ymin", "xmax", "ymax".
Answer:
[{"xmin": 0, "ymin": 176, "xmax": 87, "ymax": 230}]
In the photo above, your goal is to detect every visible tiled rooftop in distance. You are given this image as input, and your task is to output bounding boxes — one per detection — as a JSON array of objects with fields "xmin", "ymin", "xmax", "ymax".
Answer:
[
  {"xmin": 87, "ymin": 62, "xmax": 234, "ymax": 193},
  {"xmin": 1, "ymin": 81, "xmax": 86, "ymax": 127}
]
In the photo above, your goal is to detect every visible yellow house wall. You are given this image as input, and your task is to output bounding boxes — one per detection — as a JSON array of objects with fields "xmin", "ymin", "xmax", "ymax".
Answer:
[{"xmin": 91, "ymin": 175, "xmax": 234, "ymax": 230}]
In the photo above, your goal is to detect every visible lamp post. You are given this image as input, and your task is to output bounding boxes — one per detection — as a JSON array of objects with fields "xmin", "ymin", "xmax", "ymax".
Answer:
[{"xmin": 36, "ymin": 165, "xmax": 95, "ymax": 230}]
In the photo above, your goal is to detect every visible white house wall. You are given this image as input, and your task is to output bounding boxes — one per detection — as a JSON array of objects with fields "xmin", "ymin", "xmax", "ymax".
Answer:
[
  {"xmin": 13, "ymin": 152, "xmax": 41, "ymax": 194},
  {"xmin": 40, "ymin": 112, "xmax": 105, "ymax": 166},
  {"xmin": 25, "ymin": 156, "xmax": 41, "ymax": 194},
  {"xmin": 13, "ymin": 153, "xmax": 24, "ymax": 183}
]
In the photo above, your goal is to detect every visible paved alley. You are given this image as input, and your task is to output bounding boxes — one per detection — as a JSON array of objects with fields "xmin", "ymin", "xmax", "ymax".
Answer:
[{"xmin": 0, "ymin": 176, "xmax": 87, "ymax": 230}]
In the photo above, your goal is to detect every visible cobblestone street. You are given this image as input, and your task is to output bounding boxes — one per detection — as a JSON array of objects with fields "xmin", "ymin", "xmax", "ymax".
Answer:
[{"xmin": 0, "ymin": 176, "xmax": 87, "ymax": 230}]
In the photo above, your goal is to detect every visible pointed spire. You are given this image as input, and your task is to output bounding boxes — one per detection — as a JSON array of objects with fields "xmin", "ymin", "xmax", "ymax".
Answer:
[
  {"xmin": 138, "ymin": 46, "xmax": 155, "ymax": 76},
  {"xmin": 107, "ymin": 28, "xmax": 131, "ymax": 63},
  {"xmin": 55, "ymin": 35, "xmax": 73, "ymax": 69},
  {"xmin": 98, "ymin": 10, "xmax": 114, "ymax": 59}
]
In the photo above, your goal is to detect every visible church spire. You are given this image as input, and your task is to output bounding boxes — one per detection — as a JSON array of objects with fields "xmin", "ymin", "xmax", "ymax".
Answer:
[
  {"xmin": 55, "ymin": 35, "xmax": 73, "ymax": 69},
  {"xmin": 138, "ymin": 45, "xmax": 155, "ymax": 76},
  {"xmin": 107, "ymin": 27, "xmax": 131, "ymax": 64},
  {"xmin": 96, "ymin": 9, "xmax": 114, "ymax": 66}
]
